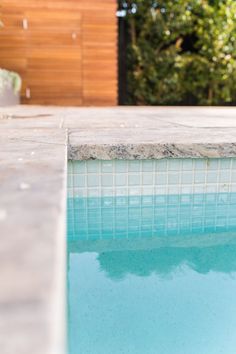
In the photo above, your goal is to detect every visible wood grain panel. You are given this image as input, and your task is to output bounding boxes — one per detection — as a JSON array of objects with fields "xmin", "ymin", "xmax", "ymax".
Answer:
[
  {"xmin": 0, "ymin": 0, "xmax": 117, "ymax": 106},
  {"xmin": 25, "ymin": 10, "xmax": 81, "ymax": 30},
  {"xmin": 2, "ymin": 0, "xmax": 116, "ymax": 12}
]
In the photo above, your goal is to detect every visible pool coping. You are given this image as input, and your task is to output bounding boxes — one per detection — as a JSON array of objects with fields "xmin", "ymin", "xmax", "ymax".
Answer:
[{"xmin": 1, "ymin": 105, "xmax": 236, "ymax": 354}]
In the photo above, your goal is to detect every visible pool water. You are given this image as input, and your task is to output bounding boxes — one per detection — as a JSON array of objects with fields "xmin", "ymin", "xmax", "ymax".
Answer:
[{"xmin": 67, "ymin": 194, "xmax": 236, "ymax": 354}]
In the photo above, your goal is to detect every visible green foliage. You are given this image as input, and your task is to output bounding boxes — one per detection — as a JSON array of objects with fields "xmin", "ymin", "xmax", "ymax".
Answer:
[
  {"xmin": 0, "ymin": 69, "xmax": 22, "ymax": 93},
  {"xmin": 122, "ymin": 0, "xmax": 236, "ymax": 105}
]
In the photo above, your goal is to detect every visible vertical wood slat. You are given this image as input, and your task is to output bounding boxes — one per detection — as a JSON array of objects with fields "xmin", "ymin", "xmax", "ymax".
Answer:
[{"xmin": 0, "ymin": 0, "xmax": 118, "ymax": 106}]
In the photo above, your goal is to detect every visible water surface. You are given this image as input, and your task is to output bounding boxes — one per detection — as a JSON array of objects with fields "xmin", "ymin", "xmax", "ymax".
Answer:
[{"xmin": 67, "ymin": 194, "xmax": 236, "ymax": 354}]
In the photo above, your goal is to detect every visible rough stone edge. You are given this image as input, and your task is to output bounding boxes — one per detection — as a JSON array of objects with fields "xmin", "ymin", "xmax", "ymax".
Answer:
[{"xmin": 68, "ymin": 142, "xmax": 236, "ymax": 160}]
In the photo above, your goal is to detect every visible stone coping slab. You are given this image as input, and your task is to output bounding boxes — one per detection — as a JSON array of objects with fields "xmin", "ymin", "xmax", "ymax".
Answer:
[
  {"xmin": 1, "ymin": 105, "xmax": 236, "ymax": 354},
  {"xmin": 1, "ymin": 106, "xmax": 236, "ymax": 160}
]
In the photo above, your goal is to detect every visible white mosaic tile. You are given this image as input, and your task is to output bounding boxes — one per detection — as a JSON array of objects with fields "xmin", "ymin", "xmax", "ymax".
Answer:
[{"xmin": 68, "ymin": 158, "xmax": 236, "ymax": 197}]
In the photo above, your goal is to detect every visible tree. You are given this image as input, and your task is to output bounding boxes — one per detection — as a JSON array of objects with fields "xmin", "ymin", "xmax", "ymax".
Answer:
[{"xmin": 120, "ymin": 0, "xmax": 236, "ymax": 105}]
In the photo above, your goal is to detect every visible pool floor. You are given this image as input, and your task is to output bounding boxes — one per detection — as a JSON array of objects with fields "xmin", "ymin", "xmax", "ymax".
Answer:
[{"xmin": 67, "ymin": 195, "xmax": 236, "ymax": 354}]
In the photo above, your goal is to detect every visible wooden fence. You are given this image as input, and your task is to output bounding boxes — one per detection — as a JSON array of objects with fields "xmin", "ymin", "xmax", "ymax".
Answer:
[{"xmin": 0, "ymin": 0, "xmax": 118, "ymax": 106}]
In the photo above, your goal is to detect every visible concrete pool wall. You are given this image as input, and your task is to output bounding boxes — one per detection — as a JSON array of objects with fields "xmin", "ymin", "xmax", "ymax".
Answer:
[{"xmin": 1, "ymin": 106, "xmax": 236, "ymax": 354}]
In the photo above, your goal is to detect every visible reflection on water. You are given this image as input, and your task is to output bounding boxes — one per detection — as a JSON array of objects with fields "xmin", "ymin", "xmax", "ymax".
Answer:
[
  {"xmin": 67, "ymin": 193, "xmax": 236, "ymax": 354},
  {"xmin": 97, "ymin": 244, "xmax": 236, "ymax": 280}
]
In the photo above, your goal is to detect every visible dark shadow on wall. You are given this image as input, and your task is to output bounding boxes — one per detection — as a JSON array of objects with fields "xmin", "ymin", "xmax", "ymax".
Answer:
[{"xmin": 118, "ymin": 4, "xmax": 128, "ymax": 105}]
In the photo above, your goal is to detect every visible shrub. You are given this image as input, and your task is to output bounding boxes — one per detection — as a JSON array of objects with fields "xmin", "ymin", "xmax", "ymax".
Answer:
[
  {"xmin": 0, "ymin": 69, "xmax": 22, "ymax": 94},
  {"xmin": 120, "ymin": 0, "xmax": 236, "ymax": 105}
]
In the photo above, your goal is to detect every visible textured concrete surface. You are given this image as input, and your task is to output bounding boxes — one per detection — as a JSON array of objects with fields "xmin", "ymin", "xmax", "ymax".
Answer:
[
  {"xmin": 1, "ymin": 105, "xmax": 236, "ymax": 354},
  {"xmin": 66, "ymin": 106, "xmax": 236, "ymax": 159},
  {"xmin": 2, "ymin": 105, "xmax": 236, "ymax": 159},
  {"xmin": 0, "ymin": 117, "xmax": 67, "ymax": 354}
]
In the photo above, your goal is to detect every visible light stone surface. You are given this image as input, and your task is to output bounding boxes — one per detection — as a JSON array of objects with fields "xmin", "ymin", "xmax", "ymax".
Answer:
[
  {"xmin": 1, "ymin": 105, "xmax": 236, "ymax": 354},
  {"xmin": 0, "ymin": 120, "xmax": 67, "ymax": 354},
  {"xmin": 1, "ymin": 105, "xmax": 236, "ymax": 160},
  {"xmin": 66, "ymin": 106, "xmax": 236, "ymax": 159}
]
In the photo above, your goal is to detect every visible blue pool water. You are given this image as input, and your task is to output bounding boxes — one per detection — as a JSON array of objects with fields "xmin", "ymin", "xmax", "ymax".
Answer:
[{"xmin": 67, "ymin": 194, "xmax": 236, "ymax": 354}]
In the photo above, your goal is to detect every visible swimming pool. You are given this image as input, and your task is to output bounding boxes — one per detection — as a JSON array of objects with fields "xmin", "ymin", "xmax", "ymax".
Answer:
[{"xmin": 67, "ymin": 159, "xmax": 236, "ymax": 354}]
